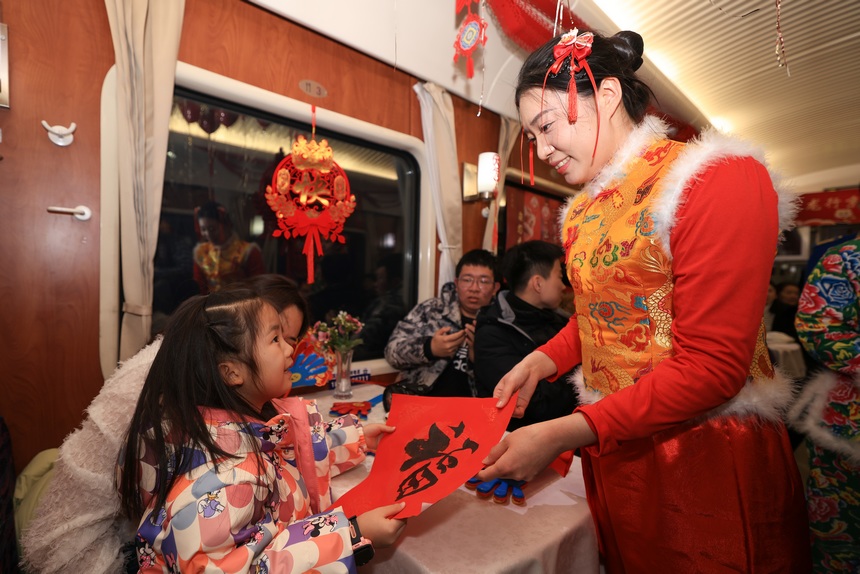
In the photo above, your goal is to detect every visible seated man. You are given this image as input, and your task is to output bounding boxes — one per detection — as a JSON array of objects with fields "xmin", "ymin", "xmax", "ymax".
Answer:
[
  {"xmin": 474, "ymin": 240, "xmax": 579, "ymax": 430},
  {"xmin": 384, "ymin": 249, "xmax": 499, "ymax": 405}
]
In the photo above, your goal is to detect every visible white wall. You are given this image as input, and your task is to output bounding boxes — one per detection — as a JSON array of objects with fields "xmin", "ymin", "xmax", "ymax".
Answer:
[{"xmin": 248, "ymin": 0, "xmax": 708, "ymax": 128}]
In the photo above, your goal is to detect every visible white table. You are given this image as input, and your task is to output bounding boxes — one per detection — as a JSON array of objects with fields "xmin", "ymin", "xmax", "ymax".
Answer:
[
  {"xmin": 310, "ymin": 383, "xmax": 600, "ymax": 574},
  {"xmin": 766, "ymin": 331, "xmax": 807, "ymax": 380}
]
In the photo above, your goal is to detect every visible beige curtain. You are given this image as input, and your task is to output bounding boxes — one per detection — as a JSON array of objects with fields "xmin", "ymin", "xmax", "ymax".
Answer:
[
  {"xmin": 413, "ymin": 82, "xmax": 462, "ymax": 293},
  {"xmin": 104, "ymin": 0, "xmax": 185, "ymax": 361},
  {"xmin": 482, "ymin": 116, "xmax": 520, "ymax": 253}
]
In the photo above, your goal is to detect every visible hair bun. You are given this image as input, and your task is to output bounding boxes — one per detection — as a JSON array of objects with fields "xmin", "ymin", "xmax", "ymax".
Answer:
[{"xmin": 613, "ymin": 31, "xmax": 645, "ymax": 72}]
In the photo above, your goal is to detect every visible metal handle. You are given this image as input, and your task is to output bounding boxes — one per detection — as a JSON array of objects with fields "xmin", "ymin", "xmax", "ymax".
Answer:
[{"xmin": 47, "ymin": 205, "xmax": 92, "ymax": 221}]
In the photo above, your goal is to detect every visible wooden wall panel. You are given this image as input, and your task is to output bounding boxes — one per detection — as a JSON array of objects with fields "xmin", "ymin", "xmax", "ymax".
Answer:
[
  {"xmin": 0, "ymin": 0, "xmax": 113, "ymax": 474},
  {"xmin": 179, "ymin": 0, "xmax": 419, "ymax": 138}
]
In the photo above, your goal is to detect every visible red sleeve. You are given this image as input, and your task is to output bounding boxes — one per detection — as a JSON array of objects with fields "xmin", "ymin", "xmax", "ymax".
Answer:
[
  {"xmin": 537, "ymin": 315, "xmax": 582, "ymax": 380},
  {"xmin": 578, "ymin": 157, "xmax": 779, "ymax": 456}
]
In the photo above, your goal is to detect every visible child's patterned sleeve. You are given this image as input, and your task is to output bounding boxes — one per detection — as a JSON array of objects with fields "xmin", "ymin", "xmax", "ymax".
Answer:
[
  {"xmin": 148, "ymin": 477, "xmax": 356, "ymax": 573},
  {"xmin": 795, "ymin": 240, "xmax": 860, "ymax": 375},
  {"xmin": 325, "ymin": 414, "xmax": 367, "ymax": 477}
]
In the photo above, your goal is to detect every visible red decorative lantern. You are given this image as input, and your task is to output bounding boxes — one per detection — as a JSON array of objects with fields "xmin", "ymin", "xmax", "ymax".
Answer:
[
  {"xmin": 454, "ymin": 0, "xmax": 488, "ymax": 79},
  {"xmin": 265, "ymin": 134, "xmax": 355, "ymax": 284}
]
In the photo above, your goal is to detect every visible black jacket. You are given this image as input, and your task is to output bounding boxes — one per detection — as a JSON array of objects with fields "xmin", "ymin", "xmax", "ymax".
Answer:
[{"xmin": 474, "ymin": 291, "xmax": 579, "ymax": 430}]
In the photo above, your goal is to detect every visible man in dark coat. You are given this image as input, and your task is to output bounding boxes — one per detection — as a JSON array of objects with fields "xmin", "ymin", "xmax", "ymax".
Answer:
[{"xmin": 474, "ymin": 240, "xmax": 578, "ymax": 430}]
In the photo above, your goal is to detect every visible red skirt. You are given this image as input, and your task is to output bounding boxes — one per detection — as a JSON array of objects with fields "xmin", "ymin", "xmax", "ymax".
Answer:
[{"xmin": 581, "ymin": 416, "xmax": 811, "ymax": 573}]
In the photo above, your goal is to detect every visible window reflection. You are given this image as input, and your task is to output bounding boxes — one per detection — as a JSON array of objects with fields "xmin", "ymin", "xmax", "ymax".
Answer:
[{"xmin": 154, "ymin": 90, "xmax": 418, "ymax": 361}]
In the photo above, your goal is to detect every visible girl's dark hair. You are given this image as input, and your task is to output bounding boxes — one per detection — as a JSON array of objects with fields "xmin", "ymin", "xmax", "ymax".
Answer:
[
  {"xmin": 242, "ymin": 273, "xmax": 310, "ymax": 337},
  {"xmin": 515, "ymin": 30, "xmax": 653, "ymax": 123},
  {"xmin": 119, "ymin": 289, "xmax": 269, "ymax": 520}
]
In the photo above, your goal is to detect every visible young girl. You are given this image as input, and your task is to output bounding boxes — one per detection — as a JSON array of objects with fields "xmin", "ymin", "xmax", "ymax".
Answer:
[{"xmin": 119, "ymin": 289, "xmax": 406, "ymax": 572}]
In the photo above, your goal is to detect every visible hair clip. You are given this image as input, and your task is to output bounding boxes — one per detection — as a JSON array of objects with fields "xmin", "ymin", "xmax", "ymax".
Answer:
[{"xmin": 542, "ymin": 29, "xmax": 601, "ymax": 160}]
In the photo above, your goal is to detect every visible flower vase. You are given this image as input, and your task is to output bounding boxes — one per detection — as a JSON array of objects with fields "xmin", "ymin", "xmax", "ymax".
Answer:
[{"xmin": 333, "ymin": 348, "xmax": 354, "ymax": 399}]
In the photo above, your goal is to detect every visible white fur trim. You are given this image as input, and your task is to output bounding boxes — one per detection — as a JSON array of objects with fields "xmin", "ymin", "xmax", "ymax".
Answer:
[
  {"xmin": 557, "ymin": 116, "xmax": 669, "ymax": 242},
  {"xmin": 555, "ymin": 116, "xmax": 800, "ymax": 259},
  {"xmin": 652, "ymin": 127, "xmax": 798, "ymax": 259},
  {"xmin": 788, "ymin": 369, "xmax": 860, "ymax": 465},
  {"xmin": 704, "ymin": 368, "xmax": 797, "ymax": 423},
  {"xmin": 583, "ymin": 115, "xmax": 669, "ymax": 198},
  {"xmin": 571, "ymin": 365, "xmax": 797, "ymax": 425}
]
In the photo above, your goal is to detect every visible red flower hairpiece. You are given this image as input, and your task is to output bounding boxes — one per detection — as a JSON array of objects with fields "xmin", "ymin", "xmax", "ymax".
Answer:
[{"xmin": 541, "ymin": 29, "xmax": 600, "ymax": 160}]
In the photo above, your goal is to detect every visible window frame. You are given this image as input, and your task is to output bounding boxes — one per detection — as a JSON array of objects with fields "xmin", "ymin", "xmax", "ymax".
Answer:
[{"xmin": 99, "ymin": 62, "xmax": 436, "ymax": 378}]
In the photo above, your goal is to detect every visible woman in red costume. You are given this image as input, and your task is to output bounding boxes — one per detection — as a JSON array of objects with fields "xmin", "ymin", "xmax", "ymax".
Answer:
[
  {"xmin": 477, "ymin": 29, "xmax": 810, "ymax": 572},
  {"xmin": 193, "ymin": 200, "xmax": 266, "ymax": 293}
]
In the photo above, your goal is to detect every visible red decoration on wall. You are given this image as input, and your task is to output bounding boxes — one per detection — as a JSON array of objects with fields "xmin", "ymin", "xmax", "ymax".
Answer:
[
  {"xmin": 454, "ymin": 0, "xmax": 488, "ymax": 79},
  {"xmin": 485, "ymin": 0, "xmax": 699, "ymax": 142},
  {"xmin": 265, "ymin": 112, "xmax": 355, "ymax": 284},
  {"xmin": 795, "ymin": 189, "xmax": 860, "ymax": 226}
]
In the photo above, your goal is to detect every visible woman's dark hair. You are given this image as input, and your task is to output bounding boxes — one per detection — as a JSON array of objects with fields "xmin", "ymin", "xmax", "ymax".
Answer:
[
  {"xmin": 242, "ymin": 273, "xmax": 310, "ymax": 337},
  {"xmin": 119, "ymin": 289, "xmax": 269, "ymax": 520},
  {"xmin": 515, "ymin": 30, "xmax": 653, "ymax": 123},
  {"xmin": 195, "ymin": 200, "xmax": 232, "ymax": 227},
  {"xmin": 503, "ymin": 240, "xmax": 565, "ymax": 293}
]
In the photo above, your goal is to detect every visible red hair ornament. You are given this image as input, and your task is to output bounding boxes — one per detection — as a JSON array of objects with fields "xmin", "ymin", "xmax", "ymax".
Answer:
[
  {"xmin": 265, "ymin": 133, "xmax": 355, "ymax": 284},
  {"xmin": 541, "ymin": 30, "xmax": 601, "ymax": 161}
]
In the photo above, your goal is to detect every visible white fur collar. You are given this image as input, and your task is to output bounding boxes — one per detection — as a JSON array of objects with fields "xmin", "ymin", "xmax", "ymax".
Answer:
[
  {"xmin": 557, "ymin": 116, "xmax": 799, "ymax": 259},
  {"xmin": 569, "ymin": 365, "xmax": 799, "ymax": 426},
  {"xmin": 789, "ymin": 369, "xmax": 860, "ymax": 465}
]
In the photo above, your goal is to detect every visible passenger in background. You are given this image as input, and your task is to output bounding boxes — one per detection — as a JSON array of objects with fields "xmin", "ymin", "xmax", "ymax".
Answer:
[
  {"xmin": 764, "ymin": 281, "xmax": 777, "ymax": 330},
  {"xmin": 354, "ymin": 253, "xmax": 406, "ymax": 361},
  {"xmin": 790, "ymin": 234, "xmax": 860, "ymax": 574},
  {"xmin": 383, "ymin": 249, "xmax": 499, "ymax": 407},
  {"xmin": 474, "ymin": 241, "xmax": 579, "ymax": 430},
  {"xmin": 770, "ymin": 281, "xmax": 801, "ymax": 337},
  {"xmin": 193, "ymin": 200, "xmax": 265, "ymax": 294}
]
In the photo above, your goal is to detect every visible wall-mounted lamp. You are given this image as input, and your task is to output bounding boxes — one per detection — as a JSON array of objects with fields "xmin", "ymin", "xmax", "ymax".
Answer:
[
  {"xmin": 476, "ymin": 152, "xmax": 500, "ymax": 201},
  {"xmin": 463, "ymin": 152, "xmax": 500, "ymax": 202}
]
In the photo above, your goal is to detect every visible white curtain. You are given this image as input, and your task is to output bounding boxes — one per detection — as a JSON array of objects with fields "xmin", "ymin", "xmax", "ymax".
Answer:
[
  {"xmin": 104, "ymin": 0, "xmax": 185, "ymax": 360},
  {"xmin": 413, "ymin": 82, "xmax": 462, "ymax": 293},
  {"xmin": 483, "ymin": 116, "xmax": 520, "ymax": 253}
]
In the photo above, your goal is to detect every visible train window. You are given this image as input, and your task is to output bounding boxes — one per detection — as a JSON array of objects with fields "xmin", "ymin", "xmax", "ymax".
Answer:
[{"xmin": 101, "ymin": 63, "xmax": 435, "ymax": 376}]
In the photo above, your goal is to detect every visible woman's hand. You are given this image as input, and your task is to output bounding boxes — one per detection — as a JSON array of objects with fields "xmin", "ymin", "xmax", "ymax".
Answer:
[
  {"xmin": 357, "ymin": 502, "xmax": 408, "ymax": 548},
  {"xmin": 475, "ymin": 413, "xmax": 595, "ymax": 482},
  {"xmin": 494, "ymin": 351, "xmax": 557, "ymax": 418},
  {"xmin": 362, "ymin": 423, "xmax": 395, "ymax": 451}
]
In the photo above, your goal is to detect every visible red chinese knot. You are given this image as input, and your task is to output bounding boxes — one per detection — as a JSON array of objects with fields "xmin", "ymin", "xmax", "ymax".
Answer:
[{"xmin": 265, "ymin": 135, "xmax": 355, "ymax": 284}]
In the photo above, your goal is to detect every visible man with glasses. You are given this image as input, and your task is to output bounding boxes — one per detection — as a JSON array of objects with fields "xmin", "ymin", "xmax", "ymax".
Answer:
[{"xmin": 384, "ymin": 249, "xmax": 500, "ymax": 406}]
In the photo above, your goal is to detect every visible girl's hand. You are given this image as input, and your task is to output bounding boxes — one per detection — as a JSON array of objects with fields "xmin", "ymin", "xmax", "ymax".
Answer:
[
  {"xmin": 363, "ymin": 423, "xmax": 395, "ymax": 451},
  {"xmin": 357, "ymin": 502, "xmax": 407, "ymax": 548}
]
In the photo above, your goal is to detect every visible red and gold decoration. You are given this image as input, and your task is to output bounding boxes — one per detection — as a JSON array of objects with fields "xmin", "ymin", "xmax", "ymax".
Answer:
[
  {"xmin": 454, "ymin": 0, "xmax": 488, "ymax": 79},
  {"xmin": 265, "ymin": 106, "xmax": 355, "ymax": 284},
  {"xmin": 795, "ymin": 188, "xmax": 860, "ymax": 226}
]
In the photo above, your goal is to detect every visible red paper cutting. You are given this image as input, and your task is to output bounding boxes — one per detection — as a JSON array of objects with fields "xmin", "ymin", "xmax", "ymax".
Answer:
[{"xmin": 329, "ymin": 394, "xmax": 516, "ymax": 519}]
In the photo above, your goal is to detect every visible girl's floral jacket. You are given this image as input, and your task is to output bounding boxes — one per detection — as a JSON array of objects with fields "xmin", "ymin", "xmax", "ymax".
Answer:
[{"xmin": 132, "ymin": 398, "xmax": 367, "ymax": 573}]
